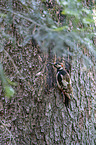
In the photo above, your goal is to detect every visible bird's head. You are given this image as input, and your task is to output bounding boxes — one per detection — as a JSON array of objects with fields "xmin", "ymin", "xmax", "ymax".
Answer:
[{"xmin": 54, "ymin": 63, "xmax": 64, "ymax": 70}]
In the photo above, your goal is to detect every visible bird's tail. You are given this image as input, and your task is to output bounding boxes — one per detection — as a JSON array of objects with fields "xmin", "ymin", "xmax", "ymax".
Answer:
[
  {"xmin": 65, "ymin": 94, "xmax": 70, "ymax": 106},
  {"xmin": 64, "ymin": 92, "xmax": 70, "ymax": 107}
]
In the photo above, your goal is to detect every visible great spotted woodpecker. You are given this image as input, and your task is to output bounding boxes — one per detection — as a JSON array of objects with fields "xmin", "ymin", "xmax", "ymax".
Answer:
[{"xmin": 53, "ymin": 62, "xmax": 72, "ymax": 106}]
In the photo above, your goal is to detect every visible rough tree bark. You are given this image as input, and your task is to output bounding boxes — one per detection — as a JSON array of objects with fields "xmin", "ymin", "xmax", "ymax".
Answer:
[{"xmin": 0, "ymin": 41, "xmax": 95, "ymax": 145}]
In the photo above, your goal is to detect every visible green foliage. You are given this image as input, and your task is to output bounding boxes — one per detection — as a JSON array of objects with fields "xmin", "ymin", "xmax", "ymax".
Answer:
[
  {"xmin": 0, "ymin": 64, "xmax": 15, "ymax": 98},
  {"xmin": 4, "ymin": 85, "xmax": 15, "ymax": 98}
]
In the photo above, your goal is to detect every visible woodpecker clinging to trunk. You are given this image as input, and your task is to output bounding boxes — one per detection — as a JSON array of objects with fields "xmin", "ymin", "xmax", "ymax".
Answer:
[{"xmin": 53, "ymin": 62, "xmax": 72, "ymax": 106}]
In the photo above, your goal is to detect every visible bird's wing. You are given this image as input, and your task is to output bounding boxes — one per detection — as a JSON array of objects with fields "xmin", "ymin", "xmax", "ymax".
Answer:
[
  {"xmin": 64, "ymin": 72, "xmax": 71, "ymax": 84},
  {"xmin": 60, "ymin": 74, "xmax": 68, "ymax": 88}
]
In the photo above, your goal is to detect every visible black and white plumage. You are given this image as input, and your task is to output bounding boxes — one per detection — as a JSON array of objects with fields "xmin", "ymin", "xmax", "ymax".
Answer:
[{"xmin": 54, "ymin": 63, "xmax": 72, "ymax": 106}]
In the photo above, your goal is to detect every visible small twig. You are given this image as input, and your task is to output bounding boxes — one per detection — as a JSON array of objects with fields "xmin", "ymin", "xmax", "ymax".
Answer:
[
  {"xmin": 0, "ymin": 7, "xmax": 53, "ymax": 32},
  {"xmin": 4, "ymin": 49, "xmax": 24, "ymax": 79},
  {"xmin": 0, "ymin": 121, "xmax": 17, "ymax": 145}
]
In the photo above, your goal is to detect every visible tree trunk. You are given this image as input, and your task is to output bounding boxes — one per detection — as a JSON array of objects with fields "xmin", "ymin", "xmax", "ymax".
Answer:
[{"xmin": 0, "ymin": 46, "xmax": 95, "ymax": 144}]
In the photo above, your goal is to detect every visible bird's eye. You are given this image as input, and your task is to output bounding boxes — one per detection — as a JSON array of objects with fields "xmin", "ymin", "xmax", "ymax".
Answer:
[{"xmin": 61, "ymin": 64, "xmax": 63, "ymax": 67}]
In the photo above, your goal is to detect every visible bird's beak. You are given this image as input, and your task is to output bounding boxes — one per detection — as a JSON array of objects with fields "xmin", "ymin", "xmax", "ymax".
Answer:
[
  {"xmin": 48, "ymin": 62, "xmax": 54, "ymax": 65},
  {"xmin": 54, "ymin": 63, "xmax": 57, "ymax": 68},
  {"xmin": 47, "ymin": 62, "xmax": 55, "ymax": 67}
]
